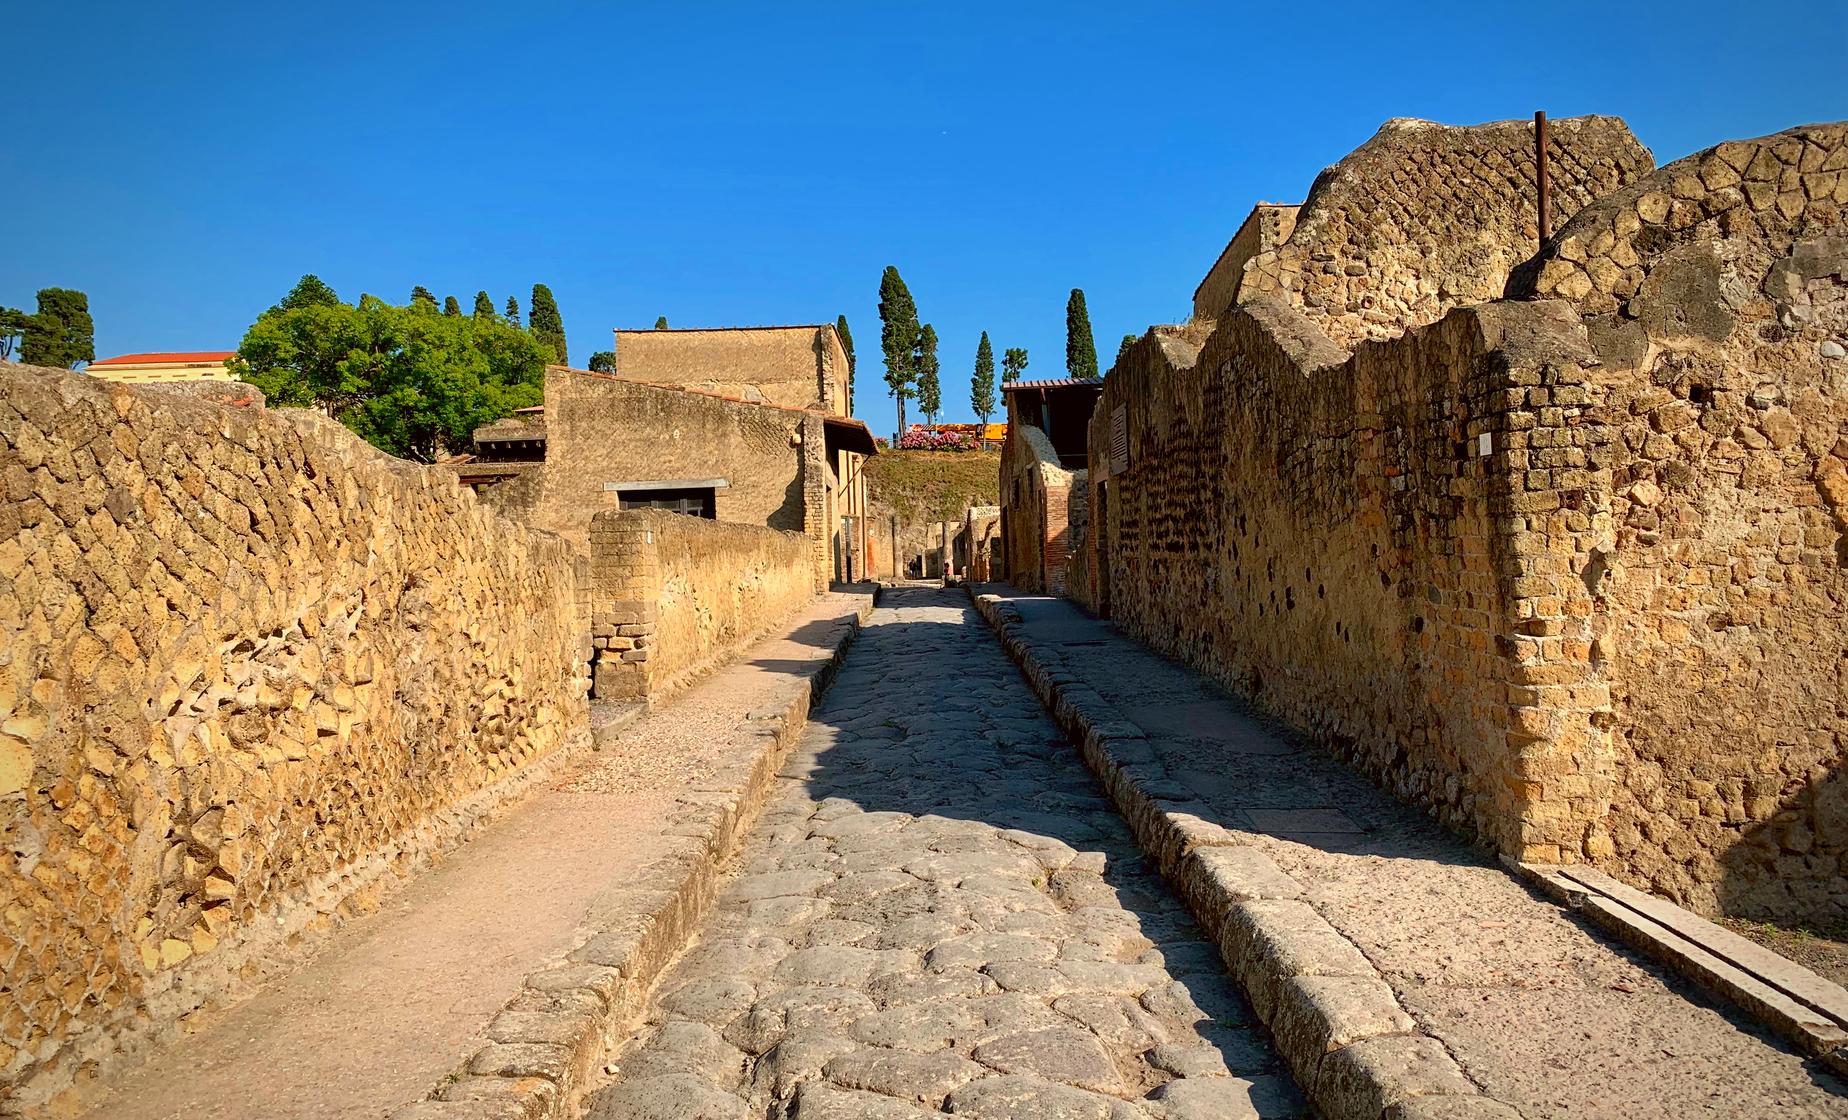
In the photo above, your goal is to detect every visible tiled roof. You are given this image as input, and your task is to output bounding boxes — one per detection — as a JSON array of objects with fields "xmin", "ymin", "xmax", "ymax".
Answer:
[
  {"xmin": 90, "ymin": 351, "xmax": 235, "ymax": 367},
  {"xmin": 999, "ymin": 378, "xmax": 1104, "ymax": 392}
]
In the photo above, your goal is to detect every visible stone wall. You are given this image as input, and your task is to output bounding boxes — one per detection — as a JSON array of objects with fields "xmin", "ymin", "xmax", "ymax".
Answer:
[
  {"xmin": 481, "ymin": 367, "xmax": 809, "ymax": 554},
  {"xmin": 864, "ymin": 451, "xmax": 1001, "ymax": 581},
  {"xmin": 1509, "ymin": 123, "xmax": 1848, "ymax": 918},
  {"xmin": 0, "ymin": 363, "xmax": 590, "ymax": 1108},
  {"xmin": 587, "ymin": 510, "xmax": 814, "ymax": 702},
  {"xmin": 1238, "ymin": 116, "xmax": 1653, "ymax": 348},
  {"xmin": 608, "ymin": 326, "xmax": 851, "ymax": 416},
  {"xmin": 1193, "ymin": 203, "xmax": 1299, "ymax": 321},
  {"xmin": 999, "ymin": 425, "xmax": 1080, "ymax": 595}
]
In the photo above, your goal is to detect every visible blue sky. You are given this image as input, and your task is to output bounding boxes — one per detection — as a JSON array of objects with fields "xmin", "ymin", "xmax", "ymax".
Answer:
[{"xmin": 6, "ymin": 1, "xmax": 1846, "ymax": 426}]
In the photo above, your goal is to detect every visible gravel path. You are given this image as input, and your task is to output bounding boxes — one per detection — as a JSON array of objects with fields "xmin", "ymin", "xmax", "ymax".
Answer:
[{"xmin": 583, "ymin": 588, "xmax": 1303, "ymax": 1120}]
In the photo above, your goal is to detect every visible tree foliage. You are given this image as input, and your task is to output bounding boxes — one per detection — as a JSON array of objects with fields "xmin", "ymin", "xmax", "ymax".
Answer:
[
  {"xmin": 654, "ymin": 316, "xmax": 669, "ymax": 329},
  {"xmin": 587, "ymin": 351, "xmax": 617, "ymax": 373},
  {"xmin": 0, "ymin": 308, "xmax": 29, "ymax": 361},
  {"xmin": 1001, "ymin": 347, "xmax": 1028, "ymax": 383},
  {"xmin": 504, "ymin": 295, "xmax": 521, "ymax": 327},
  {"xmin": 231, "ymin": 288, "xmax": 548, "ymax": 463},
  {"xmin": 443, "ymin": 295, "xmax": 462, "ymax": 317},
  {"xmin": 19, "ymin": 288, "xmax": 95, "ymax": 369},
  {"xmin": 277, "ymin": 274, "xmax": 339, "ymax": 312},
  {"xmin": 473, "ymin": 291, "xmax": 497, "ymax": 320},
  {"xmin": 410, "ymin": 286, "xmax": 437, "ymax": 310},
  {"xmin": 529, "ymin": 284, "xmax": 568, "ymax": 363},
  {"xmin": 836, "ymin": 314, "xmax": 855, "ymax": 390},
  {"xmin": 970, "ymin": 331, "xmax": 996, "ymax": 424},
  {"xmin": 1065, "ymin": 288, "xmax": 1098, "ymax": 380},
  {"xmin": 878, "ymin": 266, "xmax": 920, "ymax": 435},
  {"xmin": 1115, "ymin": 333, "xmax": 1137, "ymax": 368},
  {"xmin": 915, "ymin": 323, "xmax": 940, "ymax": 423}
]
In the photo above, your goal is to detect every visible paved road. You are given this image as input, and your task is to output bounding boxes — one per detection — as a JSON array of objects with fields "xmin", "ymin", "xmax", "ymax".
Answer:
[{"xmin": 583, "ymin": 588, "xmax": 1303, "ymax": 1120}]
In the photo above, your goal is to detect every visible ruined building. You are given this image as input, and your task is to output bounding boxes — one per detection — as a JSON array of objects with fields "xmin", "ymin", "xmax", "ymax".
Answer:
[
  {"xmin": 1067, "ymin": 115, "xmax": 1848, "ymax": 922},
  {"xmin": 998, "ymin": 377, "xmax": 1102, "ymax": 594}
]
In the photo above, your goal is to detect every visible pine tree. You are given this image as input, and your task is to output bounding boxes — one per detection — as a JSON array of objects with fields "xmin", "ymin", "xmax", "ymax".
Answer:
[
  {"xmin": 1115, "ymin": 333, "xmax": 1137, "ymax": 369},
  {"xmin": 971, "ymin": 331, "xmax": 996, "ymax": 425},
  {"xmin": 654, "ymin": 316, "xmax": 669, "ymax": 329},
  {"xmin": 0, "ymin": 307, "xmax": 30, "ymax": 361},
  {"xmin": 1065, "ymin": 288, "xmax": 1098, "ymax": 380},
  {"xmin": 587, "ymin": 351, "xmax": 617, "ymax": 372},
  {"xmin": 411, "ymin": 286, "xmax": 437, "ymax": 310},
  {"xmin": 836, "ymin": 314, "xmax": 855, "ymax": 391},
  {"xmin": 529, "ymin": 284, "xmax": 568, "ymax": 363},
  {"xmin": 877, "ymin": 266, "xmax": 920, "ymax": 436},
  {"xmin": 278, "ymin": 274, "xmax": 339, "ymax": 311},
  {"xmin": 20, "ymin": 288, "xmax": 95, "ymax": 369},
  {"xmin": 1001, "ymin": 347, "xmax": 1028, "ymax": 384},
  {"xmin": 915, "ymin": 324, "xmax": 940, "ymax": 424},
  {"xmin": 443, "ymin": 295, "xmax": 462, "ymax": 317},
  {"xmin": 473, "ymin": 291, "xmax": 497, "ymax": 320},
  {"xmin": 504, "ymin": 295, "xmax": 522, "ymax": 327}
]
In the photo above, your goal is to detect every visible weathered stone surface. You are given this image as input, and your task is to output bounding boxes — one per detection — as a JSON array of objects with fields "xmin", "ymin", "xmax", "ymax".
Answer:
[
  {"xmin": 585, "ymin": 1072, "xmax": 749, "ymax": 1120},
  {"xmin": 823, "ymin": 1046, "xmax": 987, "ymax": 1102},
  {"xmin": 944, "ymin": 1074, "xmax": 1147, "ymax": 1120}
]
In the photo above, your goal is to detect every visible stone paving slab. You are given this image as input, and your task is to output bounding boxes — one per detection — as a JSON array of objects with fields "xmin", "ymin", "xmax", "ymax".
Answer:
[
  {"xmin": 79, "ymin": 589, "xmax": 873, "ymax": 1120},
  {"xmin": 971, "ymin": 586, "xmax": 1848, "ymax": 1120},
  {"xmin": 578, "ymin": 588, "xmax": 1309, "ymax": 1119}
]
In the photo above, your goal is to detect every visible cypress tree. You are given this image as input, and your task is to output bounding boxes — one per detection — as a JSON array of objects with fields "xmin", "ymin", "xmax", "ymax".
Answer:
[
  {"xmin": 915, "ymin": 324, "xmax": 940, "ymax": 424},
  {"xmin": 410, "ymin": 286, "xmax": 437, "ymax": 310},
  {"xmin": 1001, "ymin": 347, "xmax": 1028, "ymax": 384},
  {"xmin": 20, "ymin": 288, "xmax": 95, "ymax": 369},
  {"xmin": 654, "ymin": 316, "xmax": 669, "ymax": 329},
  {"xmin": 504, "ymin": 295, "xmax": 521, "ymax": 327},
  {"xmin": 1115, "ymin": 333, "xmax": 1137, "ymax": 368},
  {"xmin": 278, "ymin": 274, "xmax": 339, "ymax": 311},
  {"xmin": 971, "ymin": 331, "xmax": 996, "ymax": 425},
  {"xmin": 1065, "ymin": 288, "xmax": 1098, "ymax": 380},
  {"xmin": 473, "ymin": 291, "xmax": 497, "ymax": 320},
  {"xmin": 877, "ymin": 266, "xmax": 920, "ymax": 436},
  {"xmin": 443, "ymin": 295, "xmax": 462, "ymax": 317},
  {"xmin": 836, "ymin": 314, "xmax": 855, "ymax": 390},
  {"xmin": 529, "ymin": 284, "xmax": 568, "ymax": 363}
]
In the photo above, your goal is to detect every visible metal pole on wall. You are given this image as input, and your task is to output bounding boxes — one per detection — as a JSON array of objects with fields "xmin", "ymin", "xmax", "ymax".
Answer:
[{"xmin": 1535, "ymin": 110, "xmax": 1551, "ymax": 249}]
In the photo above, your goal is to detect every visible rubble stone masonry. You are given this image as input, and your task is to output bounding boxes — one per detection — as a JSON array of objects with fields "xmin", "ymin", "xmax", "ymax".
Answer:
[
  {"xmin": 587, "ymin": 509, "xmax": 814, "ymax": 702},
  {"xmin": 999, "ymin": 424, "xmax": 1081, "ymax": 595},
  {"xmin": 0, "ymin": 363, "xmax": 590, "ymax": 1107},
  {"xmin": 1088, "ymin": 121, "xmax": 1848, "ymax": 922}
]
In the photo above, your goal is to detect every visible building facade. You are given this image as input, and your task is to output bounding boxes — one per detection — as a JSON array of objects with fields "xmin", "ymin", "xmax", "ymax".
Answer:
[
  {"xmin": 86, "ymin": 351, "xmax": 236, "ymax": 383},
  {"xmin": 998, "ymin": 379, "xmax": 1101, "ymax": 595}
]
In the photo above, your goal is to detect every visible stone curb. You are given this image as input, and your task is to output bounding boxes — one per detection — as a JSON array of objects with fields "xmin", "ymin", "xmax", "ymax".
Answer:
[
  {"xmin": 966, "ymin": 589, "xmax": 1519, "ymax": 1120},
  {"xmin": 389, "ymin": 588, "xmax": 877, "ymax": 1120}
]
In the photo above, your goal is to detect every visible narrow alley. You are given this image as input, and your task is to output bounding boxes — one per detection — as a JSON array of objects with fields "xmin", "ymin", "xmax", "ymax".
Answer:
[{"xmin": 582, "ymin": 587, "xmax": 1304, "ymax": 1119}]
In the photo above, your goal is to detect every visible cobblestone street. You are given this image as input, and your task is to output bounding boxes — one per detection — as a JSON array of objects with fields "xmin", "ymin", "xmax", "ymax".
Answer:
[{"xmin": 584, "ymin": 587, "xmax": 1302, "ymax": 1120}]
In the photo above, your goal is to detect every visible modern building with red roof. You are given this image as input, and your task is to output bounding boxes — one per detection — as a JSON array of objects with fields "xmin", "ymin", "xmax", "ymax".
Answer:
[{"xmin": 86, "ymin": 351, "xmax": 236, "ymax": 383}]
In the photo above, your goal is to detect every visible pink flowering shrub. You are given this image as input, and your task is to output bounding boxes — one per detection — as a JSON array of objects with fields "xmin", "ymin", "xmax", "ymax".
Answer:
[{"xmin": 897, "ymin": 427, "xmax": 979, "ymax": 451}]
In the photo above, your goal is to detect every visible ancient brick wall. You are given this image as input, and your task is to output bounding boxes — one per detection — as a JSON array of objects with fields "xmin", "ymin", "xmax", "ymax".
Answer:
[
  {"xmin": 483, "ymin": 367, "xmax": 808, "ymax": 553},
  {"xmin": 587, "ymin": 509, "xmax": 814, "ymax": 702},
  {"xmin": 1193, "ymin": 203, "xmax": 1299, "ymax": 321},
  {"xmin": 999, "ymin": 424, "xmax": 1079, "ymax": 595},
  {"xmin": 1091, "ymin": 304, "xmax": 1570, "ymax": 860},
  {"xmin": 0, "ymin": 364, "xmax": 590, "ymax": 1107},
  {"xmin": 609, "ymin": 326, "xmax": 850, "ymax": 415},
  {"xmin": 1511, "ymin": 123, "xmax": 1848, "ymax": 919},
  {"xmin": 1238, "ymin": 116, "xmax": 1653, "ymax": 348}
]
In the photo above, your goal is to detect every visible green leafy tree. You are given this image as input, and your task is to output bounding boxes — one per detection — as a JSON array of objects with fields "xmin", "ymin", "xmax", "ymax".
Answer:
[
  {"xmin": 443, "ymin": 295, "xmax": 462, "ymax": 317},
  {"xmin": 877, "ymin": 266, "xmax": 920, "ymax": 435},
  {"xmin": 915, "ymin": 324, "xmax": 941, "ymax": 424},
  {"xmin": 836, "ymin": 314, "xmax": 855, "ymax": 391},
  {"xmin": 0, "ymin": 307, "xmax": 30, "ymax": 361},
  {"xmin": 970, "ymin": 331, "xmax": 996, "ymax": 424},
  {"xmin": 587, "ymin": 351, "xmax": 617, "ymax": 373},
  {"xmin": 529, "ymin": 284, "xmax": 568, "ymax": 363},
  {"xmin": 1001, "ymin": 346, "xmax": 1028, "ymax": 384},
  {"xmin": 410, "ymin": 286, "xmax": 437, "ymax": 310},
  {"xmin": 504, "ymin": 295, "xmax": 521, "ymax": 327},
  {"xmin": 1065, "ymin": 288, "xmax": 1098, "ymax": 380},
  {"xmin": 473, "ymin": 291, "xmax": 497, "ymax": 320},
  {"xmin": 232, "ymin": 289, "xmax": 548, "ymax": 462},
  {"xmin": 277, "ymin": 274, "xmax": 339, "ymax": 311},
  {"xmin": 1115, "ymin": 333, "xmax": 1137, "ymax": 369},
  {"xmin": 20, "ymin": 288, "xmax": 95, "ymax": 369},
  {"xmin": 654, "ymin": 316, "xmax": 669, "ymax": 329}
]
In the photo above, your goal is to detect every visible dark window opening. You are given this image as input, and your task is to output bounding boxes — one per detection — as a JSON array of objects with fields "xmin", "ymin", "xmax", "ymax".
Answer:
[{"xmin": 619, "ymin": 487, "xmax": 715, "ymax": 518}]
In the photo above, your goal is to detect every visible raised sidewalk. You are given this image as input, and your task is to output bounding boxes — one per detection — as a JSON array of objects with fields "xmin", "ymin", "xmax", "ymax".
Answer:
[
  {"xmin": 76, "ymin": 588, "xmax": 875, "ymax": 1120},
  {"xmin": 971, "ymin": 586, "xmax": 1847, "ymax": 1120}
]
